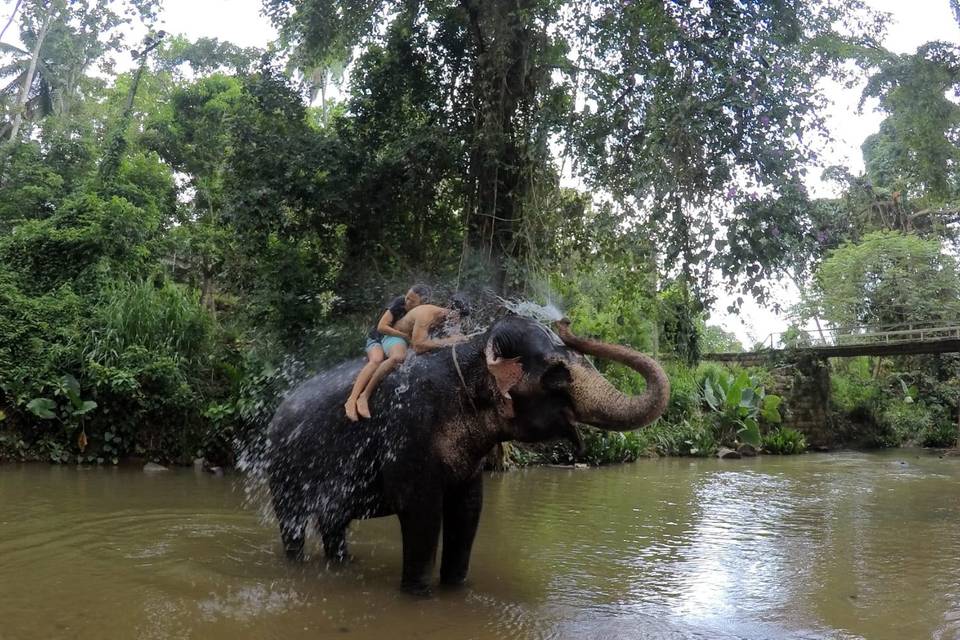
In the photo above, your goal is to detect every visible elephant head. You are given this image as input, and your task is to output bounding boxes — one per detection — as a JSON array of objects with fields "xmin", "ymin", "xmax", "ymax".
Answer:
[{"xmin": 481, "ymin": 316, "xmax": 670, "ymax": 447}]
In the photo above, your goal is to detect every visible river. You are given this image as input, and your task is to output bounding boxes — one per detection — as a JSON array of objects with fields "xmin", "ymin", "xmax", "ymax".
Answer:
[{"xmin": 1, "ymin": 450, "xmax": 959, "ymax": 639}]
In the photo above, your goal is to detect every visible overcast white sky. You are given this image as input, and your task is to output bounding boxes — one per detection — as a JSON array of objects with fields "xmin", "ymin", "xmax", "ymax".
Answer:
[{"xmin": 5, "ymin": 0, "xmax": 959, "ymax": 345}]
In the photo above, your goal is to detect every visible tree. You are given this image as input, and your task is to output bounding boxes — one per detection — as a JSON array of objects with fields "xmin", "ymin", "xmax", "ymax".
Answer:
[
  {"xmin": 862, "ymin": 42, "xmax": 960, "ymax": 198},
  {"xmin": 264, "ymin": 0, "xmax": 884, "ymax": 297},
  {"xmin": 814, "ymin": 231, "xmax": 960, "ymax": 329}
]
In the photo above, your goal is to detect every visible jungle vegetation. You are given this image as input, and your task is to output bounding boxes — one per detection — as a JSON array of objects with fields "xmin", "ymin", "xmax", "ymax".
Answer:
[{"xmin": 0, "ymin": 0, "xmax": 958, "ymax": 464}]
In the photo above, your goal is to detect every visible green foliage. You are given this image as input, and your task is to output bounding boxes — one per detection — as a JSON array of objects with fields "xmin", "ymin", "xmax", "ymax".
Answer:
[
  {"xmin": 0, "ymin": 142, "xmax": 64, "ymax": 229},
  {"xmin": 3, "ymin": 1, "xmax": 957, "ymax": 467},
  {"xmin": 763, "ymin": 427, "xmax": 808, "ymax": 455},
  {"xmin": 658, "ymin": 281, "xmax": 702, "ymax": 366},
  {"xmin": 544, "ymin": 419, "xmax": 719, "ymax": 466},
  {"xmin": 86, "ymin": 279, "xmax": 213, "ymax": 367},
  {"xmin": 815, "ymin": 231, "xmax": 960, "ymax": 328},
  {"xmin": 641, "ymin": 420, "xmax": 718, "ymax": 458},
  {"xmin": 264, "ymin": 0, "xmax": 887, "ymax": 304},
  {"xmin": 831, "ymin": 357, "xmax": 880, "ymax": 414},
  {"xmin": 580, "ymin": 429, "xmax": 650, "ymax": 466},
  {"xmin": 878, "ymin": 401, "xmax": 956, "ymax": 448},
  {"xmin": 702, "ymin": 369, "xmax": 782, "ymax": 447},
  {"xmin": 660, "ymin": 364, "xmax": 701, "ymax": 425},
  {"xmin": 0, "ymin": 192, "xmax": 161, "ymax": 293},
  {"xmin": 861, "ymin": 42, "xmax": 960, "ymax": 204},
  {"xmin": 700, "ymin": 324, "xmax": 743, "ymax": 354}
]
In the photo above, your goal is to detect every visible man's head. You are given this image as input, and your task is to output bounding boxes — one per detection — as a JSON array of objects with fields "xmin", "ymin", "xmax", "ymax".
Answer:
[{"xmin": 405, "ymin": 284, "xmax": 432, "ymax": 311}]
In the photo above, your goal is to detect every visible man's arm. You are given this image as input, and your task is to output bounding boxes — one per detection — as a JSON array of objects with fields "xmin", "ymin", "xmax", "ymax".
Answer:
[{"xmin": 410, "ymin": 310, "xmax": 466, "ymax": 354}]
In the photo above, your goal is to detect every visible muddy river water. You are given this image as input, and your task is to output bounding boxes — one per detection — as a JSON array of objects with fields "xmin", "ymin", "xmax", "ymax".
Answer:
[{"xmin": 2, "ymin": 450, "xmax": 959, "ymax": 639}]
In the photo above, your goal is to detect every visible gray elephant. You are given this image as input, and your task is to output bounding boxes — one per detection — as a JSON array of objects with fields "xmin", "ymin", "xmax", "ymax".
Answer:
[{"xmin": 266, "ymin": 316, "xmax": 669, "ymax": 594}]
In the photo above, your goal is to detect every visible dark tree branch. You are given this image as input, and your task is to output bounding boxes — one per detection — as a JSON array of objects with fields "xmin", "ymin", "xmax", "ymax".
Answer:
[
  {"xmin": 459, "ymin": 0, "xmax": 486, "ymax": 54},
  {"xmin": 0, "ymin": 0, "xmax": 22, "ymax": 43}
]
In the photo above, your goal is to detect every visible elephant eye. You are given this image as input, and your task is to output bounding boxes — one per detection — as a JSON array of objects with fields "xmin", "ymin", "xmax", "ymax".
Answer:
[{"xmin": 541, "ymin": 362, "xmax": 571, "ymax": 390}]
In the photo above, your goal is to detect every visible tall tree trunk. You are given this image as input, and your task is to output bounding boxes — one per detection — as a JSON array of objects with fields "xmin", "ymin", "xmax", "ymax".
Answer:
[
  {"xmin": 461, "ymin": 0, "xmax": 535, "ymax": 295},
  {"xmin": 8, "ymin": 12, "xmax": 52, "ymax": 143}
]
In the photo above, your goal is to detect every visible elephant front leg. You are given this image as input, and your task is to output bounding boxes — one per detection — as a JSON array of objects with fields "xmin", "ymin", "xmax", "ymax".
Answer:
[
  {"xmin": 440, "ymin": 474, "xmax": 483, "ymax": 587},
  {"xmin": 398, "ymin": 503, "xmax": 442, "ymax": 596}
]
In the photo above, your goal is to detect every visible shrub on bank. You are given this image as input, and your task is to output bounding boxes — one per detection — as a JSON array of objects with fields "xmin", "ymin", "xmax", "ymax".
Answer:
[{"xmin": 762, "ymin": 427, "xmax": 807, "ymax": 454}]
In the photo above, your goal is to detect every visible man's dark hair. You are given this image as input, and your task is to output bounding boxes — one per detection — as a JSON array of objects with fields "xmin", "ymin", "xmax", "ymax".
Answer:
[
  {"xmin": 410, "ymin": 284, "xmax": 432, "ymax": 302},
  {"xmin": 450, "ymin": 293, "xmax": 471, "ymax": 318}
]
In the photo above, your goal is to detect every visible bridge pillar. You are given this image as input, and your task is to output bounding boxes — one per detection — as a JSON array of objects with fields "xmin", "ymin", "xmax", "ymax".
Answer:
[{"xmin": 768, "ymin": 354, "xmax": 833, "ymax": 448}]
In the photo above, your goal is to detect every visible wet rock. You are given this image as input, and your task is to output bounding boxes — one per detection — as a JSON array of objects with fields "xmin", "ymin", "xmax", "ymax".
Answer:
[
  {"xmin": 206, "ymin": 465, "xmax": 224, "ymax": 476},
  {"xmin": 574, "ymin": 463, "xmax": 589, "ymax": 469},
  {"xmin": 143, "ymin": 462, "xmax": 169, "ymax": 472},
  {"xmin": 717, "ymin": 447, "xmax": 741, "ymax": 460},
  {"xmin": 737, "ymin": 443, "xmax": 758, "ymax": 457}
]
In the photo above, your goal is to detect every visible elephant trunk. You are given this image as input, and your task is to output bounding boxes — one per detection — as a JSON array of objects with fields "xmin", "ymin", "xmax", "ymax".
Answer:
[{"xmin": 555, "ymin": 319, "xmax": 670, "ymax": 431}]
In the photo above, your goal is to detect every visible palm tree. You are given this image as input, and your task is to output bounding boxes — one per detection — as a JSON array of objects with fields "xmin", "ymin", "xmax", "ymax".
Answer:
[{"xmin": 0, "ymin": 12, "xmax": 53, "ymax": 142}]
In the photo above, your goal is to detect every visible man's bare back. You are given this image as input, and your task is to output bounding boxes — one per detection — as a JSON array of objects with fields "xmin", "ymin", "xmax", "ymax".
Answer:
[{"xmin": 394, "ymin": 304, "xmax": 466, "ymax": 354}]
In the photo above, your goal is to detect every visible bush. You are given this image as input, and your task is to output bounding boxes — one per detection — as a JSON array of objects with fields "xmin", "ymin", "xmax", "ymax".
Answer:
[
  {"xmin": 920, "ymin": 421, "xmax": 957, "ymax": 448},
  {"xmin": 762, "ymin": 427, "xmax": 807, "ymax": 454},
  {"xmin": 832, "ymin": 357, "xmax": 881, "ymax": 415},
  {"xmin": 641, "ymin": 419, "xmax": 717, "ymax": 457},
  {"xmin": 663, "ymin": 364, "xmax": 700, "ymax": 423},
  {"xmin": 878, "ymin": 401, "xmax": 957, "ymax": 448},
  {"xmin": 580, "ymin": 428, "xmax": 650, "ymax": 465},
  {"xmin": 879, "ymin": 402, "xmax": 934, "ymax": 446}
]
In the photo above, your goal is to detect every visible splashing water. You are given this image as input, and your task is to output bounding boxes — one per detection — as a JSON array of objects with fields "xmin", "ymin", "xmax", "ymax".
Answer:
[{"xmin": 499, "ymin": 298, "xmax": 565, "ymax": 323}]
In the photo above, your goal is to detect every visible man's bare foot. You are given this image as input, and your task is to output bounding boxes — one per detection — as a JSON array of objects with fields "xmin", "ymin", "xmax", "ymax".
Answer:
[
  {"xmin": 356, "ymin": 394, "xmax": 372, "ymax": 419},
  {"xmin": 344, "ymin": 398, "xmax": 359, "ymax": 422}
]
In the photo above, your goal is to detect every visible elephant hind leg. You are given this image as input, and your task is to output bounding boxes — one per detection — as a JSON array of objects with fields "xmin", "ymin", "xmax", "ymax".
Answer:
[
  {"xmin": 270, "ymin": 487, "xmax": 307, "ymax": 561},
  {"xmin": 321, "ymin": 525, "xmax": 350, "ymax": 563}
]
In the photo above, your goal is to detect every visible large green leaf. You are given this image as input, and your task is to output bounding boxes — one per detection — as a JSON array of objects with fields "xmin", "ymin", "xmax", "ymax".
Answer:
[
  {"xmin": 27, "ymin": 398, "xmax": 57, "ymax": 420},
  {"xmin": 703, "ymin": 378, "xmax": 720, "ymax": 411},
  {"xmin": 762, "ymin": 395, "xmax": 783, "ymax": 423},
  {"xmin": 738, "ymin": 418, "xmax": 761, "ymax": 447},
  {"xmin": 71, "ymin": 401, "xmax": 97, "ymax": 416},
  {"xmin": 726, "ymin": 383, "xmax": 743, "ymax": 410},
  {"xmin": 60, "ymin": 374, "xmax": 81, "ymax": 406}
]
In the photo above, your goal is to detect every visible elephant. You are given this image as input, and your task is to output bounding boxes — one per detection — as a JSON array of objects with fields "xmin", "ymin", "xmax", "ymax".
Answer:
[{"xmin": 265, "ymin": 316, "xmax": 670, "ymax": 595}]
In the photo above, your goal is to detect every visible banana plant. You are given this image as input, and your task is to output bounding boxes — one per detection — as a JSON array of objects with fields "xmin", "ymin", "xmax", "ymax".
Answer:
[{"xmin": 702, "ymin": 370, "xmax": 782, "ymax": 447}]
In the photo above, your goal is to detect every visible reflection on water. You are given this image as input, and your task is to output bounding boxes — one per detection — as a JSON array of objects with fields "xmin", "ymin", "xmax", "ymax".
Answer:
[{"xmin": 1, "ymin": 450, "xmax": 959, "ymax": 639}]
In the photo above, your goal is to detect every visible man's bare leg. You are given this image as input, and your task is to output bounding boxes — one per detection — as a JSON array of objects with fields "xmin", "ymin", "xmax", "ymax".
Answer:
[
  {"xmin": 356, "ymin": 343, "xmax": 407, "ymax": 419},
  {"xmin": 345, "ymin": 346, "xmax": 384, "ymax": 421}
]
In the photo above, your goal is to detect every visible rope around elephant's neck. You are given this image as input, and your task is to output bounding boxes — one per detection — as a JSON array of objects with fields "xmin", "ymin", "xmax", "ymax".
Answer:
[{"xmin": 451, "ymin": 345, "xmax": 479, "ymax": 413}]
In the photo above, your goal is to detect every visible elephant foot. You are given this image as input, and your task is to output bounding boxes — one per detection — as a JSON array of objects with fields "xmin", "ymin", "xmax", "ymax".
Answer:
[
  {"xmin": 439, "ymin": 573, "xmax": 468, "ymax": 588},
  {"xmin": 283, "ymin": 545, "xmax": 305, "ymax": 562},
  {"xmin": 344, "ymin": 399, "xmax": 360, "ymax": 422},
  {"xmin": 324, "ymin": 554, "xmax": 355, "ymax": 569},
  {"xmin": 401, "ymin": 580, "xmax": 433, "ymax": 597},
  {"xmin": 356, "ymin": 395, "xmax": 372, "ymax": 419}
]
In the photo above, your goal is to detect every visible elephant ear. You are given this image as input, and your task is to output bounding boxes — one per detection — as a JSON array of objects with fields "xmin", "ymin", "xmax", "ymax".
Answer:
[{"xmin": 485, "ymin": 341, "xmax": 523, "ymax": 418}]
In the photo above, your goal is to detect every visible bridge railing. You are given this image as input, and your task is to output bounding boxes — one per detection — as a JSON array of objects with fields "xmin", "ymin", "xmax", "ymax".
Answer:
[{"xmin": 760, "ymin": 323, "xmax": 960, "ymax": 350}]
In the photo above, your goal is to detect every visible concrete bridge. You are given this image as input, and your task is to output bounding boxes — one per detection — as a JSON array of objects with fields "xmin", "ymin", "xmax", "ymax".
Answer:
[
  {"xmin": 701, "ymin": 323, "xmax": 960, "ymax": 448},
  {"xmin": 703, "ymin": 324, "xmax": 960, "ymax": 363}
]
